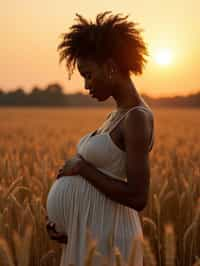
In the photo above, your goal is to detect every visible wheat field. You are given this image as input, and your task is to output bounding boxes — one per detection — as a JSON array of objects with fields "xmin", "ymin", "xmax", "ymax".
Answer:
[{"xmin": 0, "ymin": 107, "xmax": 199, "ymax": 266}]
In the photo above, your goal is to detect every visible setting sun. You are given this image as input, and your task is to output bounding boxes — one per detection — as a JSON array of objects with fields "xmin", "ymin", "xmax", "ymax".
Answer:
[{"xmin": 154, "ymin": 48, "xmax": 173, "ymax": 66}]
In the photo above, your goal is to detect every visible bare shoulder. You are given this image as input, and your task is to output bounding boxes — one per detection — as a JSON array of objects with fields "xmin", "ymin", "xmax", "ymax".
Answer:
[{"xmin": 122, "ymin": 107, "xmax": 153, "ymax": 152}]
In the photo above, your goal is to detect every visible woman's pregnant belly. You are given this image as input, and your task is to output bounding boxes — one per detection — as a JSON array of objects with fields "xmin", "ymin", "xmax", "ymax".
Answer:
[
  {"xmin": 46, "ymin": 174, "xmax": 143, "ymax": 251},
  {"xmin": 46, "ymin": 175, "xmax": 86, "ymax": 233}
]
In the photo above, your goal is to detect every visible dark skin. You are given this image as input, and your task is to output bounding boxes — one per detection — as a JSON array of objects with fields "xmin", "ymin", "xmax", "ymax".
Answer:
[{"xmin": 46, "ymin": 57, "xmax": 153, "ymax": 244}]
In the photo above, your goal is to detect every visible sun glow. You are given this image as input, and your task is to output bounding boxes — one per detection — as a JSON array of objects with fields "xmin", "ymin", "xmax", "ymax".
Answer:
[{"xmin": 154, "ymin": 48, "xmax": 173, "ymax": 66}]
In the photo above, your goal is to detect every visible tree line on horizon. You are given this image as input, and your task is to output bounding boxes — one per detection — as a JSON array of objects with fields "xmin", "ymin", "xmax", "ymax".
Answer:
[{"xmin": 0, "ymin": 83, "xmax": 199, "ymax": 108}]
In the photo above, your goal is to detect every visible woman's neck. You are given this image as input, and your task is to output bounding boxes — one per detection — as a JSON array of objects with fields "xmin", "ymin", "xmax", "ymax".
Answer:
[{"xmin": 111, "ymin": 77, "xmax": 143, "ymax": 110}]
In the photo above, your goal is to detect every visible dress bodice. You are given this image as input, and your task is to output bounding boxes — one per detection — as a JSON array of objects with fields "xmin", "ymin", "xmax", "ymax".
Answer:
[{"xmin": 76, "ymin": 105, "xmax": 154, "ymax": 181}]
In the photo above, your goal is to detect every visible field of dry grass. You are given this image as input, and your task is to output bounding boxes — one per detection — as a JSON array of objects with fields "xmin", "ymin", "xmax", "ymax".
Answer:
[{"xmin": 0, "ymin": 107, "xmax": 199, "ymax": 266}]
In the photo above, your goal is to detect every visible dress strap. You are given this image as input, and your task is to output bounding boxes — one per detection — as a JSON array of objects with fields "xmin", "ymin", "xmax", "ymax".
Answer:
[
  {"xmin": 107, "ymin": 105, "xmax": 150, "ymax": 133},
  {"xmin": 108, "ymin": 105, "xmax": 154, "ymax": 152}
]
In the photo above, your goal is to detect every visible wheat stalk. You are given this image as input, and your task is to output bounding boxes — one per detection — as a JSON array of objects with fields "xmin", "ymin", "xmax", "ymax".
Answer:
[
  {"xmin": 142, "ymin": 237, "xmax": 157, "ymax": 266},
  {"xmin": 164, "ymin": 223, "xmax": 176, "ymax": 266},
  {"xmin": 40, "ymin": 249, "xmax": 56, "ymax": 266},
  {"xmin": 158, "ymin": 179, "xmax": 168, "ymax": 201},
  {"xmin": 3, "ymin": 177, "xmax": 23, "ymax": 200},
  {"xmin": 13, "ymin": 224, "xmax": 33, "ymax": 266},
  {"xmin": 114, "ymin": 246, "xmax": 123, "ymax": 266},
  {"xmin": 127, "ymin": 238, "xmax": 137, "ymax": 266},
  {"xmin": 0, "ymin": 237, "xmax": 15, "ymax": 266},
  {"xmin": 84, "ymin": 238, "xmax": 98, "ymax": 266}
]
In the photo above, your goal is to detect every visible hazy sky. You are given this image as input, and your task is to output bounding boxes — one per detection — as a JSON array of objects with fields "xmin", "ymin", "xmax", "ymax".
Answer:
[{"xmin": 1, "ymin": 0, "xmax": 200, "ymax": 98}]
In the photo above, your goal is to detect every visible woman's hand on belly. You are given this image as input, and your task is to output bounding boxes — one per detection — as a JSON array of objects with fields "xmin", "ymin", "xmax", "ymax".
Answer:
[
  {"xmin": 46, "ymin": 216, "xmax": 68, "ymax": 244},
  {"xmin": 56, "ymin": 154, "xmax": 85, "ymax": 179}
]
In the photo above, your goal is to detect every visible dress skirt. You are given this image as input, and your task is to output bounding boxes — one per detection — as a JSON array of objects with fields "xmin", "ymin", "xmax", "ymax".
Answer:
[{"xmin": 46, "ymin": 175, "xmax": 144, "ymax": 266}]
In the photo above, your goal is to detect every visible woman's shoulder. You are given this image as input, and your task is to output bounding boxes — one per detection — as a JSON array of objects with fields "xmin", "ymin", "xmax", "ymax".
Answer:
[
  {"xmin": 122, "ymin": 105, "xmax": 154, "ymax": 151},
  {"xmin": 126, "ymin": 102, "xmax": 153, "ymax": 119},
  {"xmin": 122, "ymin": 104, "xmax": 154, "ymax": 136}
]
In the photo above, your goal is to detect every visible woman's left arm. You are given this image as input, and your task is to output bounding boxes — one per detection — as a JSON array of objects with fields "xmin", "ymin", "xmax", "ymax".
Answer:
[{"xmin": 78, "ymin": 109, "xmax": 152, "ymax": 212}]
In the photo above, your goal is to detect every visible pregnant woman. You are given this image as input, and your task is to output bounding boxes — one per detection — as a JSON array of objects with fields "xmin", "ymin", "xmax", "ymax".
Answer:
[{"xmin": 46, "ymin": 11, "xmax": 154, "ymax": 266}]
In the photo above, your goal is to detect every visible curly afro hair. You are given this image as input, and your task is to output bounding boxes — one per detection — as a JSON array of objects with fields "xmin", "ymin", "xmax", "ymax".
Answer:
[{"xmin": 57, "ymin": 11, "xmax": 149, "ymax": 79}]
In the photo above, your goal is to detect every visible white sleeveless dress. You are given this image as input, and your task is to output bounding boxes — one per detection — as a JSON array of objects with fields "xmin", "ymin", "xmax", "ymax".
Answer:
[{"xmin": 46, "ymin": 105, "xmax": 154, "ymax": 266}]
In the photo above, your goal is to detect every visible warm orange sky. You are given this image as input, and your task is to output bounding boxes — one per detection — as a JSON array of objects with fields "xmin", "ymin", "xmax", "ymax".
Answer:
[{"xmin": 1, "ymin": 0, "xmax": 200, "ymax": 98}]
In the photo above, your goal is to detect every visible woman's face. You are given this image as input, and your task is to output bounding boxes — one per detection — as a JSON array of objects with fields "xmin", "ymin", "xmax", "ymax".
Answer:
[{"xmin": 77, "ymin": 57, "xmax": 114, "ymax": 101}]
